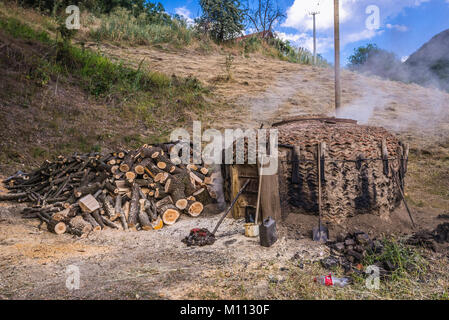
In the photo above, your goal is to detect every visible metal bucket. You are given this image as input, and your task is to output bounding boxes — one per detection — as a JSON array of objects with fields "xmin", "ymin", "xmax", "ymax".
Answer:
[{"xmin": 244, "ymin": 223, "xmax": 259, "ymax": 237}]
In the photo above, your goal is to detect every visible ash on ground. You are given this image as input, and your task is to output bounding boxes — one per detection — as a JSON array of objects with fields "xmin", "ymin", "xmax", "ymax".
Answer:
[{"xmin": 182, "ymin": 228, "xmax": 216, "ymax": 247}]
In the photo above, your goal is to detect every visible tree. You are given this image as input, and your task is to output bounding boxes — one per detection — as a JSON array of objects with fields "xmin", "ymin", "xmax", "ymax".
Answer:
[
  {"xmin": 348, "ymin": 44, "xmax": 407, "ymax": 81},
  {"xmin": 17, "ymin": 0, "xmax": 166, "ymax": 17},
  {"xmin": 198, "ymin": 0, "xmax": 245, "ymax": 42},
  {"xmin": 243, "ymin": 0, "xmax": 285, "ymax": 37}
]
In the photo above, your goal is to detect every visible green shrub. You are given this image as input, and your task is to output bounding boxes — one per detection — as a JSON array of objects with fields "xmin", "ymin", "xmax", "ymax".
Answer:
[
  {"xmin": 90, "ymin": 8, "xmax": 193, "ymax": 47},
  {"xmin": 268, "ymin": 37, "xmax": 327, "ymax": 66},
  {"xmin": 0, "ymin": 16, "xmax": 51, "ymax": 43},
  {"xmin": 363, "ymin": 237, "xmax": 428, "ymax": 281}
]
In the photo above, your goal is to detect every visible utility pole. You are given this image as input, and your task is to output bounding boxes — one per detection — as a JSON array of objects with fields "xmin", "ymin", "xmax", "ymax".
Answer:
[
  {"xmin": 310, "ymin": 11, "xmax": 319, "ymax": 65},
  {"xmin": 334, "ymin": 0, "xmax": 341, "ymax": 113}
]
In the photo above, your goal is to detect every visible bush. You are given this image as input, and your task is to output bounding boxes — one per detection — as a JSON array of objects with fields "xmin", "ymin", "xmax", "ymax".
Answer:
[
  {"xmin": 90, "ymin": 7, "xmax": 193, "ymax": 46},
  {"xmin": 348, "ymin": 44, "xmax": 407, "ymax": 81},
  {"xmin": 268, "ymin": 37, "xmax": 328, "ymax": 66}
]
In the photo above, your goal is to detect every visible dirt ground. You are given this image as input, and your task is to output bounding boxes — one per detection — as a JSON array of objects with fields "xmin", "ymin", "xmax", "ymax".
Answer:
[
  {"xmin": 0, "ymin": 196, "xmax": 447, "ymax": 300},
  {"xmin": 0, "ymin": 201, "xmax": 330, "ymax": 300},
  {"xmin": 1, "ymin": 37, "xmax": 449, "ymax": 299}
]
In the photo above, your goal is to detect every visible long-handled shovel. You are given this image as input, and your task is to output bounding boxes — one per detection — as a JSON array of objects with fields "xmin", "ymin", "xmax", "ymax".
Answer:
[{"xmin": 313, "ymin": 143, "xmax": 329, "ymax": 242}]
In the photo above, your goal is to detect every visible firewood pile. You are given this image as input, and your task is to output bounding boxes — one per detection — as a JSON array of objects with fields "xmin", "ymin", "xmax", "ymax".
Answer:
[
  {"xmin": 0, "ymin": 143, "xmax": 217, "ymax": 237},
  {"xmin": 273, "ymin": 117, "xmax": 409, "ymax": 222}
]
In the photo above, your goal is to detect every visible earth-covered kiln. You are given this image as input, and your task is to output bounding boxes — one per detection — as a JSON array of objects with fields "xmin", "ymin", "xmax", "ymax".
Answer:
[{"xmin": 222, "ymin": 117, "xmax": 409, "ymax": 223}]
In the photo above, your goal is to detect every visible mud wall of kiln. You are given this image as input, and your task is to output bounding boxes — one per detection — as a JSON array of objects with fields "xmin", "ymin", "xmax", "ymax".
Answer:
[{"xmin": 278, "ymin": 145, "xmax": 405, "ymax": 223}]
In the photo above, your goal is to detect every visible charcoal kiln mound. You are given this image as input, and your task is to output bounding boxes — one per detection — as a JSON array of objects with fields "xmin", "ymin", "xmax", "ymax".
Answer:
[
  {"xmin": 275, "ymin": 116, "xmax": 409, "ymax": 223},
  {"xmin": 223, "ymin": 116, "xmax": 410, "ymax": 225}
]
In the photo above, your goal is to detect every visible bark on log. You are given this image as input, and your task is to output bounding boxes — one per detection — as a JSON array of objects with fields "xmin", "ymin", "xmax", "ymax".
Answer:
[
  {"xmin": 128, "ymin": 184, "xmax": 140, "ymax": 228},
  {"xmin": 0, "ymin": 192, "xmax": 28, "ymax": 201},
  {"xmin": 140, "ymin": 146, "xmax": 162, "ymax": 159},
  {"xmin": 114, "ymin": 194, "xmax": 128, "ymax": 230},
  {"xmin": 120, "ymin": 151, "xmax": 137, "ymax": 173},
  {"xmin": 91, "ymin": 209, "xmax": 106, "ymax": 229},
  {"xmin": 155, "ymin": 196, "xmax": 173, "ymax": 210},
  {"xmin": 193, "ymin": 188, "xmax": 213, "ymax": 205},
  {"xmin": 69, "ymin": 215, "xmax": 92, "ymax": 235},
  {"xmin": 82, "ymin": 211, "xmax": 101, "ymax": 231},
  {"xmin": 102, "ymin": 195, "xmax": 117, "ymax": 220},
  {"xmin": 74, "ymin": 182, "xmax": 103, "ymax": 198},
  {"xmin": 101, "ymin": 216, "xmax": 119, "ymax": 229},
  {"xmin": 47, "ymin": 219, "xmax": 67, "ymax": 235},
  {"xmin": 138, "ymin": 199, "xmax": 152, "ymax": 231}
]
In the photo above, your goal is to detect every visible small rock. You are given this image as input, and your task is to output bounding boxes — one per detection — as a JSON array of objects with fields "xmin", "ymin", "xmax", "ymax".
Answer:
[
  {"xmin": 345, "ymin": 239, "xmax": 356, "ymax": 246},
  {"xmin": 320, "ymin": 256, "xmax": 339, "ymax": 269},
  {"xmin": 333, "ymin": 242, "xmax": 345, "ymax": 252},
  {"xmin": 356, "ymin": 233, "xmax": 371, "ymax": 245},
  {"xmin": 268, "ymin": 275, "xmax": 284, "ymax": 283}
]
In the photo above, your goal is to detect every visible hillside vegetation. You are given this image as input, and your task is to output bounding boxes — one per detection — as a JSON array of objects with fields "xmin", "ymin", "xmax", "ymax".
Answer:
[
  {"xmin": 0, "ymin": 4, "xmax": 214, "ymax": 173},
  {"xmin": 405, "ymin": 29, "xmax": 449, "ymax": 92}
]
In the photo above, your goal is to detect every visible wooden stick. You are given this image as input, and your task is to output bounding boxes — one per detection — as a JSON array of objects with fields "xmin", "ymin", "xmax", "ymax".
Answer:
[
  {"xmin": 255, "ymin": 159, "xmax": 264, "ymax": 225},
  {"xmin": 391, "ymin": 164, "xmax": 416, "ymax": 229},
  {"xmin": 212, "ymin": 180, "xmax": 250, "ymax": 235}
]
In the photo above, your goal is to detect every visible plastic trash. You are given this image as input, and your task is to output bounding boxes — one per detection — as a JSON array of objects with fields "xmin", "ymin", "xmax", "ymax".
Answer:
[{"xmin": 314, "ymin": 274, "xmax": 350, "ymax": 287}]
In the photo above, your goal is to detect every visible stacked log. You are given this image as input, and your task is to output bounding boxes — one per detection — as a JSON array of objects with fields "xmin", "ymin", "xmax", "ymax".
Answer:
[{"xmin": 0, "ymin": 143, "xmax": 215, "ymax": 236}]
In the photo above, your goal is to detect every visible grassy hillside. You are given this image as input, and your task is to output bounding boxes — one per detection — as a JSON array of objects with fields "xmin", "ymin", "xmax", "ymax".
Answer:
[
  {"xmin": 405, "ymin": 29, "xmax": 449, "ymax": 92},
  {"xmin": 0, "ymin": 10, "xmax": 213, "ymax": 174}
]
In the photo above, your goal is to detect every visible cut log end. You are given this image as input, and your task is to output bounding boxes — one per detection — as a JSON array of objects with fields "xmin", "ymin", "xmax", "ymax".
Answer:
[
  {"xmin": 48, "ymin": 221, "xmax": 67, "ymax": 235},
  {"xmin": 187, "ymin": 201, "xmax": 204, "ymax": 217},
  {"xmin": 175, "ymin": 199, "xmax": 188, "ymax": 210},
  {"xmin": 152, "ymin": 217, "xmax": 163, "ymax": 230},
  {"xmin": 161, "ymin": 205, "xmax": 180, "ymax": 225}
]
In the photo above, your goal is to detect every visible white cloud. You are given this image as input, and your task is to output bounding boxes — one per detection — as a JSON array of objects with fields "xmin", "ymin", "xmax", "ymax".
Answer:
[
  {"xmin": 281, "ymin": 0, "xmax": 429, "ymax": 54},
  {"xmin": 283, "ymin": 0, "xmax": 353, "ymax": 31},
  {"xmin": 386, "ymin": 24, "xmax": 408, "ymax": 32},
  {"xmin": 342, "ymin": 29, "xmax": 384, "ymax": 46},
  {"xmin": 175, "ymin": 7, "xmax": 194, "ymax": 25},
  {"xmin": 276, "ymin": 31, "xmax": 334, "ymax": 53},
  {"xmin": 401, "ymin": 56, "xmax": 409, "ymax": 63}
]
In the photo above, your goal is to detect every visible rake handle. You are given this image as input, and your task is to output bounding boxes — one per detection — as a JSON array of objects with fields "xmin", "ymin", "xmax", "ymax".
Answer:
[{"xmin": 212, "ymin": 179, "xmax": 250, "ymax": 236}]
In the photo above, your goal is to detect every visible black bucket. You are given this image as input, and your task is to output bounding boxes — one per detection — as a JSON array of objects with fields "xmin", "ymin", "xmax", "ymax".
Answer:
[{"xmin": 259, "ymin": 217, "xmax": 277, "ymax": 247}]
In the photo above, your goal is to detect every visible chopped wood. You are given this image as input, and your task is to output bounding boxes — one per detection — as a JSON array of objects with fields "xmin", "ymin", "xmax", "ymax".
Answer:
[
  {"xmin": 69, "ymin": 215, "xmax": 92, "ymax": 235},
  {"xmin": 186, "ymin": 201, "xmax": 203, "ymax": 217},
  {"xmin": 151, "ymin": 217, "xmax": 164, "ymax": 230},
  {"xmin": 160, "ymin": 204, "xmax": 180, "ymax": 225},
  {"xmin": 128, "ymin": 184, "xmax": 140, "ymax": 228},
  {"xmin": 78, "ymin": 194, "xmax": 101, "ymax": 213},
  {"xmin": 138, "ymin": 199, "xmax": 152, "ymax": 231},
  {"xmin": 2, "ymin": 142, "xmax": 216, "ymax": 236},
  {"xmin": 0, "ymin": 192, "xmax": 28, "ymax": 201},
  {"xmin": 193, "ymin": 188, "xmax": 213, "ymax": 205},
  {"xmin": 115, "ymin": 194, "xmax": 128, "ymax": 230}
]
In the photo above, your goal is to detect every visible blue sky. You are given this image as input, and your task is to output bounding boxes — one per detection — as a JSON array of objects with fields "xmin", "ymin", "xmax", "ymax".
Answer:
[{"xmin": 159, "ymin": 0, "xmax": 449, "ymax": 65}]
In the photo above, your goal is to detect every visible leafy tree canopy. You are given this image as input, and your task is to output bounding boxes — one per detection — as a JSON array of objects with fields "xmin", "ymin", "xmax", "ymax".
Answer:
[{"xmin": 197, "ymin": 0, "xmax": 244, "ymax": 42}]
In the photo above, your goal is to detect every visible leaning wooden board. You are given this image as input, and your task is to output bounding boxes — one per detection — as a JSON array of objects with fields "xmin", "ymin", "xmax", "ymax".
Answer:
[{"xmin": 259, "ymin": 159, "xmax": 282, "ymax": 223}]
